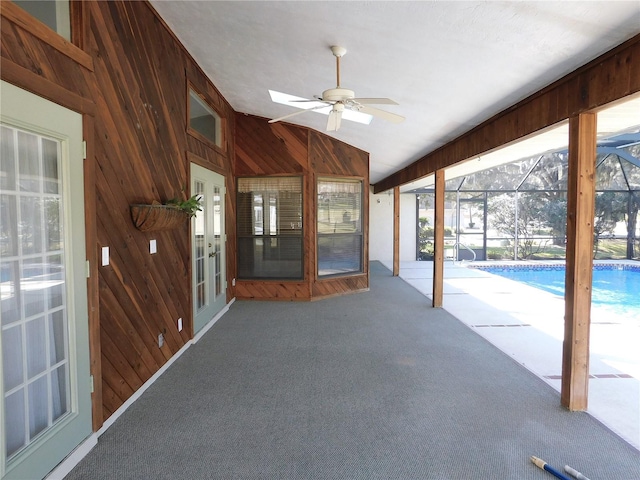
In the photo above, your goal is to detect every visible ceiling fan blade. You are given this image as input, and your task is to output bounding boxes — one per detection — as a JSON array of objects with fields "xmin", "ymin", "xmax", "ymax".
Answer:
[
  {"xmin": 290, "ymin": 99, "xmax": 332, "ymax": 104},
  {"xmin": 351, "ymin": 98, "xmax": 398, "ymax": 105},
  {"xmin": 326, "ymin": 110, "xmax": 342, "ymax": 131},
  {"xmin": 268, "ymin": 104, "xmax": 329, "ymax": 124},
  {"xmin": 357, "ymin": 105, "xmax": 405, "ymax": 124}
]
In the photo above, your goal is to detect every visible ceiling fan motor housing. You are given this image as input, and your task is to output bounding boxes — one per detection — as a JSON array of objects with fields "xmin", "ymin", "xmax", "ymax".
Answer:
[{"xmin": 322, "ymin": 88, "xmax": 355, "ymax": 102}]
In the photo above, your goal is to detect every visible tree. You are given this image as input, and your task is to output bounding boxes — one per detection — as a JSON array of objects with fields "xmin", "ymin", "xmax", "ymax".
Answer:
[
  {"xmin": 488, "ymin": 193, "xmax": 550, "ymax": 259},
  {"xmin": 593, "ymin": 192, "xmax": 626, "ymax": 256}
]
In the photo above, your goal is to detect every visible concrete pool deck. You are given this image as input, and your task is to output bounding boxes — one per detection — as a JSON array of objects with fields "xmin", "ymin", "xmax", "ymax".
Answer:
[{"xmin": 382, "ymin": 259, "xmax": 640, "ymax": 450}]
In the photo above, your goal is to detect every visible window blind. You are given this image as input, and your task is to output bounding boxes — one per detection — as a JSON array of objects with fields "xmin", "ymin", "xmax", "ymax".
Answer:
[{"xmin": 237, "ymin": 177, "xmax": 303, "ymax": 279}]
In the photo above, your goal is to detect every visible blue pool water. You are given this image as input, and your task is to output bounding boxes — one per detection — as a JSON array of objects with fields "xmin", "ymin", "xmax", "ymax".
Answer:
[{"xmin": 472, "ymin": 264, "xmax": 640, "ymax": 319}]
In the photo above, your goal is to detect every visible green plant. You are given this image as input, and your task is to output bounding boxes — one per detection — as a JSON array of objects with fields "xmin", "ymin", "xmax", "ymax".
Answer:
[{"xmin": 166, "ymin": 194, "xmax": 202, "ymax": 218}]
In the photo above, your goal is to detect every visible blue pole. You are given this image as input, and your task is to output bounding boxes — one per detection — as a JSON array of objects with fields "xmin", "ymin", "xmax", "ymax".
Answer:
[{"xmin": 530, "ymin": 456, "xmax": 573, "ymax": 480}]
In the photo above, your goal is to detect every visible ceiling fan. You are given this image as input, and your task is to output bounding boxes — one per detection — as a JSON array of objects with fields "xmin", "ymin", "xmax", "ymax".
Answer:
[{"xmin": 268, "ymin": 46, "xmax": 404, "ymax": 132}]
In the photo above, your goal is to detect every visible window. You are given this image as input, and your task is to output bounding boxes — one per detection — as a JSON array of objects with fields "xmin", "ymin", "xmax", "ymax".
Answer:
[
  {"xmin": 188, "ymin": 87, "xmax": 222, "ymax": 148},
  {"xmin": 237, "ymin": 177, "xmax": 303, "ymax": 279},
  {"xmin": 13, "ymin": 1, "xmax": 70, "ymax": 41},
  {"xmin": 317, "ymin": 178, "xmax": 363, "ymax": 277}
]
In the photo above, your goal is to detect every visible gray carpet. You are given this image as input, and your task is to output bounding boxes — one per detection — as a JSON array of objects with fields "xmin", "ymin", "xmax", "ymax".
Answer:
[{"xmin": 65, "ymin": 262, "xmax": 640, "ymax": 479}]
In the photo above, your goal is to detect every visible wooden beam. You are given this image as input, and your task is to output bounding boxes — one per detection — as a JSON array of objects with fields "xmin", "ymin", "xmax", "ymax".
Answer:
[
  {"xmin": 373, "ymin": 34, "xmax": 640, "ymax": 193},
  {"xmin": 432, "ymin": 170, "xmax": 445, "ymax": 308},
  {"xmin": 561, "ymin": 113, "xmax": 597, "ymax": 411},
  {"xmin": 393, "ymin": 187, "xmax": 400, "ymax": 276},
  {"xmin": 83, "ymin": 114, "xmax": 103, "ymax": 431},
  {"xmin": 0, "ymin": 59, "xmax": 96, "ymax": 116}
]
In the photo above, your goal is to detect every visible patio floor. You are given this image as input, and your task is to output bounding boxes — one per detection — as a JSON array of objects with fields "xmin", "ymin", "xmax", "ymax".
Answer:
[{"xmin": 382, "ymin": 260, "xmax": 640, "ymax": 450}]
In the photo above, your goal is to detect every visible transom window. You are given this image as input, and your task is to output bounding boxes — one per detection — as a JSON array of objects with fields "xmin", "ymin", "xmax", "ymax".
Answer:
[
  {"xmin": 13, "ymin": 1, "xmax": 71, "ymax": 41},
  {"xmin": 188, "ymin": 87, "xmax": 222, "ymax": 148}
]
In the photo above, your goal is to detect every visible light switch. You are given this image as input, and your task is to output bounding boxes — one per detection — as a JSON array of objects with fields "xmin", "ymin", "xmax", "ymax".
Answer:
[
  {"xmin": 101, "ymin": 247, "xmax": 109, "ymax": 266},
  {"xmin": 177, "ymin": 318, "xmax": 183, "ymax": 332},
  {"xmin": 150, "ymin": 239, "xmax": 157, "ymax": 254}
]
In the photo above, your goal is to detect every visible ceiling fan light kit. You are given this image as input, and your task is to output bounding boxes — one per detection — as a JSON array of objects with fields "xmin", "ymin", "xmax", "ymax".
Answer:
[{"xmin": 268, "ymin": 46, "xmax": 404, "ymax": 131}]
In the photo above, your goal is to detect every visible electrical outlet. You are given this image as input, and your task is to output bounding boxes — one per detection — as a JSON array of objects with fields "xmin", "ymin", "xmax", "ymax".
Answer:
[
  {"xmin": 158, "ymin": 333, "xmax": 164, "ymax": 348},
  {"xmin": 177, "ymin": 318, "xmax": 183, "ymax": 332},
  {"xmin": 232, "ymin": 278, "xmax": 236, "ymax": 287}
]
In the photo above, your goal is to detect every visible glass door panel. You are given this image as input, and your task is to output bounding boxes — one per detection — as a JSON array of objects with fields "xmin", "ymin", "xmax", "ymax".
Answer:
[
  {"xmin": 191, "ymin": 164, "xmax": 226, "ymax": 334},
  {"xmin": 1, "ymin": 80, "xmax": 90, "ymax": 480}
]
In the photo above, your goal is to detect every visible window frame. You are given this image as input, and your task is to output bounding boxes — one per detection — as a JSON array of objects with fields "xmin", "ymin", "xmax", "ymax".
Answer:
[
  {"xmin": 186, "ymin": 83, "xmax": 225, "ymax": 153},
  {"xmin": 316, "ymin": 176, "xmax": 364, "ymax": 279}
]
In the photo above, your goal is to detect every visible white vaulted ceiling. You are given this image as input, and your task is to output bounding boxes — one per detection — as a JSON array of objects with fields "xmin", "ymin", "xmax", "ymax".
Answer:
[{"xmin": 150, "ymin": 1, "xmax": 640, "ymax": 186}]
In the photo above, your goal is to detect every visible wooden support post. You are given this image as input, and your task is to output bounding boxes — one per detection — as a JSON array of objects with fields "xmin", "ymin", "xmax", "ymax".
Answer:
[
  {"xmin": 561, "ymin": 113, "xmax": 597, "ymax": 411},
  {"xmin": 393, "ymin": 187, "xmax": 400, "ymax": 276},
  {"xmin": 432, "ymin": 170, "xmax": 445, "ymax": 307}
]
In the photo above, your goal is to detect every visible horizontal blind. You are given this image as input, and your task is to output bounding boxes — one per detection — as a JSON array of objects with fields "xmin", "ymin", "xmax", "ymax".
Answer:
[{"xmin": 237, "ymin": 176, "xmax": 303, "ymax": 279}]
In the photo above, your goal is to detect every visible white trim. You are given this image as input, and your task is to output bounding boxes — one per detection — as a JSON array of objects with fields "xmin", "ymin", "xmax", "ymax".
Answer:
[
  {"xmin": 43, "ymin": 299, "xmax": 235, "ymax": 479},
  {"xmin": 193, "ymin": 299, "xmax": 234, "ymax": 344},
  {"xmin": 44, "ymin": 434, "xmax": 97, "ymax": 480}
]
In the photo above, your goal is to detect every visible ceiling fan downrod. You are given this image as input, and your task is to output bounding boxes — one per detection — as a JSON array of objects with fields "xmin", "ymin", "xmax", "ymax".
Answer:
[{"xmin": 331, "ymin": 46, "xmax": 347, "ymax": 88}]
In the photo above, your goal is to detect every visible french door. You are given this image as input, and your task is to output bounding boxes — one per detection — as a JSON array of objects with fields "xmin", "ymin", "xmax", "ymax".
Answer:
[
  {"xmin": 0, "ymin": 81, "xmax": 91, "ymax": 479},
  {"xmin": 191, "ymin": 163, "xmax": 226, "ymax": 333}
]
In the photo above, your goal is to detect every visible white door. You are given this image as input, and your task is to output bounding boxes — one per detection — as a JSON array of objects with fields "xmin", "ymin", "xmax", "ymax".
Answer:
[
  {"xmin": 191, "ymin": 163, "xmax": 226, "ymax": 333},
  {"xmin": 0, "ymin": 81, "xmax": 91, "ymax": 480}
]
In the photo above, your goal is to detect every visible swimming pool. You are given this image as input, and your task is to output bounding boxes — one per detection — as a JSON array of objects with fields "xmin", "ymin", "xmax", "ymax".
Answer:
[{"xmin": 470, "ymin": 263, "xmax": 640, "ymax": 319}]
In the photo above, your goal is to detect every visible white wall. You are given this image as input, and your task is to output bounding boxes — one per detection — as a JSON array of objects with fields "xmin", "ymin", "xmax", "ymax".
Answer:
[{"xmin": 369, "ymin": 188, "xmax": 416, "ymax": 263}]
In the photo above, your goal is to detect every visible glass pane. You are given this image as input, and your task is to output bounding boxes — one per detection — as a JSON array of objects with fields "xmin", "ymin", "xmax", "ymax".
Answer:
[
  {"xmin": 1, "ymin": 126, "xmax": 71, "ymax": 460},
  {"xmin": 22, "ymin": 259, "xmax": 46, "ymax": 318},
  {"xmin": 194, "ymin": 181, "xmax": 206, "ymax": 311},
  {"xmin": 42, "ymin": 138, "xmax": 60, "ymax": 194},
  {"xmin": 1, "ymin": 260, "xmax": 21, "ymax": 325},
  {"xmin": 317, "ymin": 235, "xmax": 362, "ymax": 276},
  {"xmin": 1, "ymin": 193, "xmax": 19, "ymax": 257},
  {"xmin": 19, "ymin": 196, "xmax": 43, "ymax": 255},
  {"xmin": 5, "ymin": 389, "xmax": 26, "ymax": 457},
  {"xmin": 26, "ymin": 317, "xmax": 47, "ymax": 379},
  {"xmin": 18, "ymin": 131, "xmax": 40, "ymax": 193},
  {"xmin": 47, "ymin": 254, "xmax": 64, "ymax": 309},
  {"xmin": 1, "ymin": 126, "xmax": 16, "ymax": 191},
  {"xmin": 317, "ymin": 179, "xmax": 362, "ymax": 234},
  {"xmin": 189, "ymin": 89, "xmax": 221, "ymax": 147},
  {"xmin": 49, "ymin": 310, "xmax": 66, "ymax": 365},
  {"xmin": 12, "ymin": 1, "xmax": 71, "ymax": 41},
  {"xmin": 28, "ymin": 376, "xmax": 48, "ymax": 438},
  {"xmin": 2, "ymin": 325, "xmax": 24, "ymax": 391},
  {"xmin": 237, "ymin": 177, "xmax": 303, "ymax": 280},
  {"xmin": 51, "ymin": 365, "xmax": 68, "ymax": 421},
  {"xmin": 317, "ymin": 178, "xmax": 363, "ymax": 277},
  {"xmin": 45, "ymin": 197, "xmax": 62, "ymax": 251}
]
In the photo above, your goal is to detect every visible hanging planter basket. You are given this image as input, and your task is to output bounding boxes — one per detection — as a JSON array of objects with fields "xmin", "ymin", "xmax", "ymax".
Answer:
[{"xmin": 130, "ymin": 203, "xmax": 189, "ymax": 232}]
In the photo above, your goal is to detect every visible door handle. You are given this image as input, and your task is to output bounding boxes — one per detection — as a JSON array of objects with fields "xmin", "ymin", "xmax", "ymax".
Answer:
[{"xmin": 209, "ymin": 252, "xmax": 216, "ymax": 258}]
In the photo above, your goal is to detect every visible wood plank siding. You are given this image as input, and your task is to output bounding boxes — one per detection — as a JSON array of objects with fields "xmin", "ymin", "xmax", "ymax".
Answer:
[
  {"xmin": 235, "ymin": 115, "xmax": 370, "ymax": 301},
  {"xmin": 1, "ymin": 0, "xmax": 370, "ymax": 426},
  {"xmin": 1, "ymin": 1, "xmax": 236, "ymax": 424}
]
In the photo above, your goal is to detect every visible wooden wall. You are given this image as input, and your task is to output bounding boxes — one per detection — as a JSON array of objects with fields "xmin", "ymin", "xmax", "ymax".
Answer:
[
  {"xmin": 235, "ymin": 114, "xmax": 370, "ymax": 301},
  {"xmin": 1, "ymin": 0, "xmax": 372, "ymax": 429},
  {"xmin": 1, "ymin": 1, "xmax": 236, "ymax": 426}
]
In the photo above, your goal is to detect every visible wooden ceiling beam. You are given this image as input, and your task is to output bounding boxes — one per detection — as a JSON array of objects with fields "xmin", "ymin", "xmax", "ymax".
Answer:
[{"xmin": 373, "ymin": 33, "xmax": 640, "ymax": 194}]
